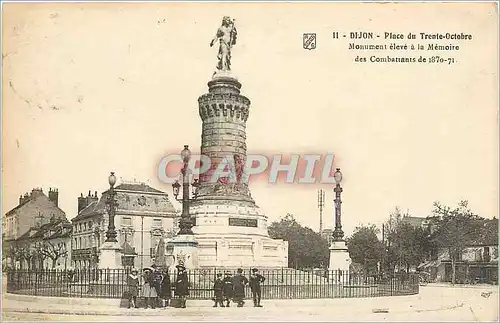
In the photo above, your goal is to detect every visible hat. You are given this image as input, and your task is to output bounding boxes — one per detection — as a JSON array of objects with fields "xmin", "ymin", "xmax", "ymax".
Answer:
[
  {"xmin": 131, "ymin": 268, "xmax": 138, "ymax": 273},
  {"xmin": 252, "ymin": 268, "xmax": 258, "ymax": 273}
]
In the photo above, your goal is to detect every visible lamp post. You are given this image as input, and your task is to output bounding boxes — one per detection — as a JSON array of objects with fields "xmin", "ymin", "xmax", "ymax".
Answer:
[
  {"xmin": 172, "ymin": 145, "xmax": 200, "ymax": 235},
  {"xmin": 105, "ymin": 172, "xmax": 118, "ymax": 243},
  {"xmin": 332, "ymin": 168, "xmax": 344, "ymax": 241}
]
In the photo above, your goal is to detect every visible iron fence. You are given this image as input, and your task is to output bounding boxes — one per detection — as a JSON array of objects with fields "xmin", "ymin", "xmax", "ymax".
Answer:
[{"xmin": 6, "ymin": 268, "xmax": 418, "ymax": 299}]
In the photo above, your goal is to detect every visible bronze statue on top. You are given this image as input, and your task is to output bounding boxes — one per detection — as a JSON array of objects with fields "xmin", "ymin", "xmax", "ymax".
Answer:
[{"xmin": 210, "ymin": 16, "xmax": 237, "ymax": 74}]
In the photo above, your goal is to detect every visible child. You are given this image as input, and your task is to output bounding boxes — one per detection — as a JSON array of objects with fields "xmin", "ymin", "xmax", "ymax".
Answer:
[
  {"xmin": 159, "ymin": 269, "xmax": 172, "ymax": 308},
  {"xmin": 142, "ymin": 267, "xmax": 157, "ymax": 309},
  {"xmin": 126, "ymin": 268, "xmax": 140, "ymax": 309},
  {"xmin": 213, "ymin": 273, "xmax": 225, "ymax": 307},
  {"xmin": 174, "ymin": 263, "xmax": 189, "ymax": 308}
]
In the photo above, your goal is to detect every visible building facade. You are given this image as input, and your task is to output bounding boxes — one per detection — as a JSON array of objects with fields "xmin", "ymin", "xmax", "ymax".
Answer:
[
  {"xmin": 4, "ymin": 188, "xmax": 65, "ymax": 240},
  {"xmin": 71, "ymin": 183, "xmax": 178, "ymax": 269},
  {"xmin": 3, "ymin": 188, "xmax": 67, "ymax": 269},
  {"xmin": 422, "ymin": 245, "xmax": 499, "ymax": 284},
  {"xmin": 419, "ymin": 218, "xmax": 498, "ymax": 284}
]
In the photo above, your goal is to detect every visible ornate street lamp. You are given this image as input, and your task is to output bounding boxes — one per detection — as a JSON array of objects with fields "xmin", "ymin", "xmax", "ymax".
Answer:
[
  {"xmin": 172, "ymin": 145, "xmax": 200, "ymax": 235},
  {"xmin": 332, "ymin": 168, "xmax": 344, "ymax": 241},
  {"xmin": 105, "ymin": 172, "xmax": 118, "ymax": 243}
]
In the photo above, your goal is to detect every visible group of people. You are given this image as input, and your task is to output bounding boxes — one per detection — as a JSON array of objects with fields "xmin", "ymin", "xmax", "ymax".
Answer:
[
  {"xmin": 213, "ymin": 268, "xmax": 266, "ymax": 308},
  {"xmin": 126, "ymin": 263, "xmax": 189, "ymax": 309},
  {"xmin": 126, "ymin": 265, "xmax": 266, "ymax": 309}
]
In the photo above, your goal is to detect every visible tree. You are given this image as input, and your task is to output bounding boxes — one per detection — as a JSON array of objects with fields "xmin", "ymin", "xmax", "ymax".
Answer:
[
  {"xmin": 17, "ymin": 244, "xmax": 36, "ymax": 269},
  {"xmin": 384, "ymin": 207, "xmax": 433, "ymax": 273},
  {"xmin": 430, "ymin": 200, "xmax": 483, "ymax": 285},
  {"xmin": 346, "ymin": 224, "xmax": 384, "ymax": 274},
  {"xmin": 36, "ymin": 240, "xmax": 68, "ymax": 269},
  {"xmin": 6, "ymin": 244, "xmax": 24, "ymax": 268},
  {"xmin": 268, "ymin": 213, "xmax": 329, "ymax": 269}
]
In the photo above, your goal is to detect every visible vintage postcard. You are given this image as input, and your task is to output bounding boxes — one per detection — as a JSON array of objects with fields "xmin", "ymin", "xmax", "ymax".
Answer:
[{"xmin": 1, "ymin": 1, "xmax": 499, "ymax": 322}]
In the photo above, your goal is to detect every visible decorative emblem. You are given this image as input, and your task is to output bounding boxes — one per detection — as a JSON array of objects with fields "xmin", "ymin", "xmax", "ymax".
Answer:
[
  {"xmin": 303, "ymin": 33, "xmax": 316, "ymax": 50},
  {"xmin": 137, "ymin": 195, "xmax": 147, "ymax": 206}
]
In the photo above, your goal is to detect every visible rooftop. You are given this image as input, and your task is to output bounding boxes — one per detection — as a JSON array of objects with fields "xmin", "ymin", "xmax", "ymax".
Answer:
[{"xmin": 114, "ymin": 183, "xmax": 166, "ymax": 194}]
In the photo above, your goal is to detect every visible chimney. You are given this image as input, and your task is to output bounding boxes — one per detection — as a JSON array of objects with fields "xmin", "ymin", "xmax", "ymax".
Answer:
[
  {"xmin": 78, "ymin": 190, "xmax": 99, "ymax": 214},
  {"xmin": 87, "ymin": 190, "xmax": 98, "ymax": 205},
  {"xmin": 30, "ymin": 188, "xmax": 44, "ymax": 198},
  {"xmin": 78, "ymin": 193, "xmax": 88, "ymax": 213},
  {"xmin": 19, "ymin": 195, "xmax": 23, "ymax": 205},
  {"xmin": 48, "ymin": 188, "xmax": 59, "ymax": 207}
]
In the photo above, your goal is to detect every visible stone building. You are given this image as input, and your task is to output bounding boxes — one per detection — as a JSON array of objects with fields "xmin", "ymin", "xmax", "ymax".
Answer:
[
  {"xmin": 3, "ymin": 188, "xmax": 67, "ymax": 268},
  {"xmin": 4, "ymin": 188, "xmax": 65, "ymax": 240},
  {"xmin": 71, "ymin": 183, "xmax": 178, "ymax": 269}
]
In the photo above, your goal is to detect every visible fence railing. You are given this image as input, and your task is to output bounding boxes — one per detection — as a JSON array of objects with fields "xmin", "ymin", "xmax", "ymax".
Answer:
[{"xmin": 6, "ymin": 268, "xmax": 418, "ymax": 299}]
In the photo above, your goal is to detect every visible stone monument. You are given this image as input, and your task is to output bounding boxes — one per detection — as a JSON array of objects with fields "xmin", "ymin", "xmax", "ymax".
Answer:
[{"xmin": 189, "ymin": 16, "xmax": 288, "ymax": 268}]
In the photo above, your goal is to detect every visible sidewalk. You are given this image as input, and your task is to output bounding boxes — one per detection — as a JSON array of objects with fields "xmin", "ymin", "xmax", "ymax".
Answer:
[{"xmin": 2, "ymin": 289, "xmax": 469, "ymax": 317}]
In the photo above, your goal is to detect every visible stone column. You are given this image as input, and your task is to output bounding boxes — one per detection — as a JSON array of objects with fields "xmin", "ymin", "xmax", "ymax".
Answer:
[{"xmin": 196, "ymin": 76, "xmax": 254, "ymax": 204}]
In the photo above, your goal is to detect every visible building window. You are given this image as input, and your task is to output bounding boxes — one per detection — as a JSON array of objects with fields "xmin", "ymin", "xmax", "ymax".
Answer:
[
  {"xmin": 484, "ymin": 247, "xmax": 491, "ymax": 262},
  {"xmin": 89, "ymin": 222, "xmax": 93, "ymax": 229},
  {"xmin": 122, "ymin": 217, "xmax": 132, "ymax": 227},
  {"xmin": 74, "ymin": 238, "xmax": 77, "ymax": 249},
  {"xmin": 152, "ymin": 218, "xmax": 162, "ymax": 228},
  {"xmin": 475, "ymin": 249, "xmax": 482, "ymax": 261},
  {"xmin": 84, "ymin": 222, "xmax": 87, "ymax": 231}
]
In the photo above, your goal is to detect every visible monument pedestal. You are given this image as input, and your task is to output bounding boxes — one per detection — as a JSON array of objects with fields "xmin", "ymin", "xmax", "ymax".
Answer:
[
  {"xmin": 98, "ymin": 241, "xmax": 122, "ymax": 269},
  {"xmin": 168, "ymin": 234, "xmax": 199, "ymax": 269},
  {"xmin": 329, "ymin": 240, "xmax": 351, "ymax": 284}
]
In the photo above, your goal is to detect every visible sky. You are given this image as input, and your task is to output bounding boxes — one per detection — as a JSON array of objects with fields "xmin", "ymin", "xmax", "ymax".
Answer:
[{"xmin": 2, "ymin": 2, "xmax": 498, "ymax": 237}]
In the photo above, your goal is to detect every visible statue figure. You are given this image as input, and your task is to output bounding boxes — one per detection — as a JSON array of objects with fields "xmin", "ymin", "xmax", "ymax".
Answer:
[{"xmin": 210, "ymin": 16, "xmax": 237, "ymax": 74}]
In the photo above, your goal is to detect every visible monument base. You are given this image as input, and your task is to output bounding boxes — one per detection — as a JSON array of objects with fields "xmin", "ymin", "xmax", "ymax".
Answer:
[
  {"xmin": 329, "ymin": 240, "xmax": 351, "ymax": 284},
  {"xmin": 168, "ymin": 234, "xmax": 199, "ymax": 269},
  {"xmin": 98, "ymin": 241, "xmax": 122, "ymax": 269},
  {"xmin": 191, "ymin": 203, "xmax": 288, "ymax": 268}
]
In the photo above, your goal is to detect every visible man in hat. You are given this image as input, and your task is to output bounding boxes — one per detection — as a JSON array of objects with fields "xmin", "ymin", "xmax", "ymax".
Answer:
[
  {"xmin": 249, "ymin": 268, "xmax": 266, "ymax": 307},
  {"xmin": 213, "ymin": 273, "xmax": 225, "ymax": 307},
  {"xmin": 232, "ymin": 268, "xmax": 249, "ymax": 307},
  {"xmin": 222, "ymin": 271, "xmax": 234, "ymax": 307},
  {"xmin": 174, "ymin": 263, "xmax": 189, "ymax": 308}
]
